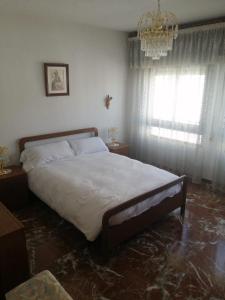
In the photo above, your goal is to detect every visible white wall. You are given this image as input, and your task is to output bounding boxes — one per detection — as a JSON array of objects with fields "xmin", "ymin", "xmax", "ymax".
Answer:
[{"xmin": 0, "ymin": 16, "xmax": 128, "ymax": 163}]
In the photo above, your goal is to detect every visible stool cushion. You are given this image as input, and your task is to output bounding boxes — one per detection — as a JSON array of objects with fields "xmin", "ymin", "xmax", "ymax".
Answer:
[{"xmin": 5, "ymin": 270, "xmax": 73, "ymax": 300}]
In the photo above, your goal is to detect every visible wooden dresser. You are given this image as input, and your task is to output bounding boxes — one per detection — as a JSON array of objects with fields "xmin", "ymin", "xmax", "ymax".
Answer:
[
  {"xmin": 0, "ymin": 166, "xmax": 28, "ymax": 211},
  {"xmin": 0, "ymin": 202, "xmax": 30, "ymax": 299}
]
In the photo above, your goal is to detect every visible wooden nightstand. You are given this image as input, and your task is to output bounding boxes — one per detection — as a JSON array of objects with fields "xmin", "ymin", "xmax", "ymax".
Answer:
[
  {"xmin": 0, "ymin": 166, "xmax": 28, "ymax": 211},
  {"xmin": 107, "ymin": 143, "xmax": 129, "ymax": 157}
]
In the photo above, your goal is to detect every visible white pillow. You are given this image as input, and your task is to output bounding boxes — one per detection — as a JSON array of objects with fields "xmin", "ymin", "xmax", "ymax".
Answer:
[
  {"xmin": 20, "ymin": 140, "xmax": 74, "ymax": 172},
  {"xmin": 69, "ymin": 137, "xmax": 109, "ymax": 155}
]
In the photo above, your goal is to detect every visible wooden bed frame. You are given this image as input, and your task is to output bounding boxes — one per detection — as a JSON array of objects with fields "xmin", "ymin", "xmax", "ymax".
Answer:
[{"xmin": 19, "ymin": 127, "xmax": 187, "ymax": 255}]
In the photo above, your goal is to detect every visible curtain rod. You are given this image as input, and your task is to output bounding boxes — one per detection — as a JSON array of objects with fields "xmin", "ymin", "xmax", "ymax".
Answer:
[{"xmin": 128, "ymin": 15, "xmax": 225, "ymax": 39}]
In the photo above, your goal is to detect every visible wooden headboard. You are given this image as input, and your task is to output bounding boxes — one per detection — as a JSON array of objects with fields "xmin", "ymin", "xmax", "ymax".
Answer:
[{"xmin": 19, "ymin": 127, "xmax": 98, "ymax": 153}]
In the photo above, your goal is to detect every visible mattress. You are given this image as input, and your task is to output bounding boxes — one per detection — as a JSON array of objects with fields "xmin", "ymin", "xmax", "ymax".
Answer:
[{"xmin": 27, "ymin": 152, "xmax": 181, "ymax": 241}]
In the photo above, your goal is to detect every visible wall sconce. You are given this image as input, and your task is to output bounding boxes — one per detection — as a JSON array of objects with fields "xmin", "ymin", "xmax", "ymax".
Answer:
[{"xmin": 105, "ymin": 95, "xmax": 113, "ymax": 109}]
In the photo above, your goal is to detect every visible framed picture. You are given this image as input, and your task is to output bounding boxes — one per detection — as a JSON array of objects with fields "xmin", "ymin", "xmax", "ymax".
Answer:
[{"xmin": 44, "ymin": 63, "xmax": 69, "ymax": 96}]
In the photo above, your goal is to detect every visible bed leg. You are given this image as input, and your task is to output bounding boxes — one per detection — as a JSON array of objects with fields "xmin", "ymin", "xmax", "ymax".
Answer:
[
  {"xmin": 101, "ymin": 230, "xmax": 112, "ymax": 261},
  {"xmin": 180, "ymin": 203, "xmax": 186, "ymax": 221},
  {"xmin": 180, "ymin": 176, "xmax": 187, "ymax": 222},
  {"xmin": 101, "ymin": 230, "xmax": 119, "ymax": 261},
  {"xmin": 101, "ymin": 241, "xmax": 108, "ymax": 258}
]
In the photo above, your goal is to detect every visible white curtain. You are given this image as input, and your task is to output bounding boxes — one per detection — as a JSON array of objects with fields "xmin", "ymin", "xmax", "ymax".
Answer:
[{"xmin": 127, "ymin": 25, "xmax": 225, "ymax": 191}]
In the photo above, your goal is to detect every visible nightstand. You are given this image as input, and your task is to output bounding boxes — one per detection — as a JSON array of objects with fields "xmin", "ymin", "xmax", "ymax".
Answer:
[
  {"xmin": 0, "ymin": 166, "xmax": 28, "ymax": 211},
  {"xmin": 107, "ymin": 143, "xmax": 129, "ymax": 157}
]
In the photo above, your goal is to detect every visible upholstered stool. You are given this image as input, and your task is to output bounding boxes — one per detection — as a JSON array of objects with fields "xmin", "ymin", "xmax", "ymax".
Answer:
[{"xmin": 5, "ymin": 270, "xmax": 73, "ymax": 300}]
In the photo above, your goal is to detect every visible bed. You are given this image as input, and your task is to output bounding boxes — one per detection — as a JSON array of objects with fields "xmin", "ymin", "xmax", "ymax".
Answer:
[{"xmin": 19, "ymin": 127, "xmax": 187, "ymax": 254}]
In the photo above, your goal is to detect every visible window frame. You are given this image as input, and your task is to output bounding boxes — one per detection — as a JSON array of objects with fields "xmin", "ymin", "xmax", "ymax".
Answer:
[{"xmin": 148, "ymin": 67, "xmax": 206, "ymax": 139}]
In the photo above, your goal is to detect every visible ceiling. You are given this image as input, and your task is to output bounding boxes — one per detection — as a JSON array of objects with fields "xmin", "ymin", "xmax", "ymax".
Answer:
[{"xmin": 0, "ymin": 0, "xmax": 225, "ymax": 32}]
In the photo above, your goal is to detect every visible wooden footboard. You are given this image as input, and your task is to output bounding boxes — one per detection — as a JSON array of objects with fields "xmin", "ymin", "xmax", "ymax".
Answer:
[{"xmin": 102, "ymin": 175, "xmax": 187, "ymax": 255}]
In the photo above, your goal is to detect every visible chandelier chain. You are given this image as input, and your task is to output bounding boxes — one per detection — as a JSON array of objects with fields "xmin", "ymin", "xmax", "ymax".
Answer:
[{"xmin": 157, "ymin": 0, "xmax": 161, "ymax": 13}]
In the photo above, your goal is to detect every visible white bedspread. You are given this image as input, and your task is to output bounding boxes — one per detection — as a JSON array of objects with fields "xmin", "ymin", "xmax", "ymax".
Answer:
[{"xmin": 27, "ymin": 152, "xmax": 180, "ymax": 241}]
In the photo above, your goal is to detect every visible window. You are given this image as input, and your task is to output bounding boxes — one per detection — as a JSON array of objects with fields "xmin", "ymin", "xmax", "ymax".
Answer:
[{"xmin": 148, "ymin": 69, "xmax": 206, "ymax": 144}]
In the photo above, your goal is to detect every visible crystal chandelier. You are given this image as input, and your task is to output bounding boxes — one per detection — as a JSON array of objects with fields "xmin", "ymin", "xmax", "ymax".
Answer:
[{"xmin": 137, "ymin": 0, "xmax": 178, "ymax": 60}]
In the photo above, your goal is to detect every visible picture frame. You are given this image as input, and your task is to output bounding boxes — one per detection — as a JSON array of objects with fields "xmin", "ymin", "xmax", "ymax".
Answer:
[{"xmin": 44, "ymin": 63, "xmax": 69, "ymax": 96}]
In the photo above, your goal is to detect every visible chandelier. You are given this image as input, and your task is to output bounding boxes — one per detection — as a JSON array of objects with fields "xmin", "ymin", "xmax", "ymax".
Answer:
[{"xmin": 137, "ymin": 0, "xmax": 178, "ymax": 60}]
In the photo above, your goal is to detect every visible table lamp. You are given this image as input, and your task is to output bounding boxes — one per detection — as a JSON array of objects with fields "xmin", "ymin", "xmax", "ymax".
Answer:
[
  {"xmin": 0, "ymin": 146, "xmax": 11, "ymax": 176},
  {"xmin": 108, "ymin": 127, "xmax": 119, "ymax": 147}
]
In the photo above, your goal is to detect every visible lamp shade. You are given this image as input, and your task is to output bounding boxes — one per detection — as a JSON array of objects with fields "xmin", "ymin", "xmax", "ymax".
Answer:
[{"xmin": 0, "ymin": 146, "xmax": 11, "ymax": 175}]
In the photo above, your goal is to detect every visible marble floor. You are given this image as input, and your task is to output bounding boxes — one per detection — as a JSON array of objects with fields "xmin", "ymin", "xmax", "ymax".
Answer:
[{"xmin": 16, "ymin": 184, "xmax": 225, "ymax": 300}]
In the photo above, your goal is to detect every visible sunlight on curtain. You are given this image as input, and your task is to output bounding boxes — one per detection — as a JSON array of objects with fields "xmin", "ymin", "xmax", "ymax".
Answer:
[
  {"xmin": 149, "ymin": 68, "xmax": 205, "ymax": 144},
  {"xmin": 127, "ymin": 26, "xmax": 225, "ymax": 191},
  {"xmin": 153, "ymin": 74, "xmax": 204, "ymax": 126}
]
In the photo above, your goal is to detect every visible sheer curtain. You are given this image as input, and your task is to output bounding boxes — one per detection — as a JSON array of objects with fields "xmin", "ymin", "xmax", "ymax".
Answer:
[{"xmin": 127, "ymin": 25, "xmax": 225, "ymax": 191}]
